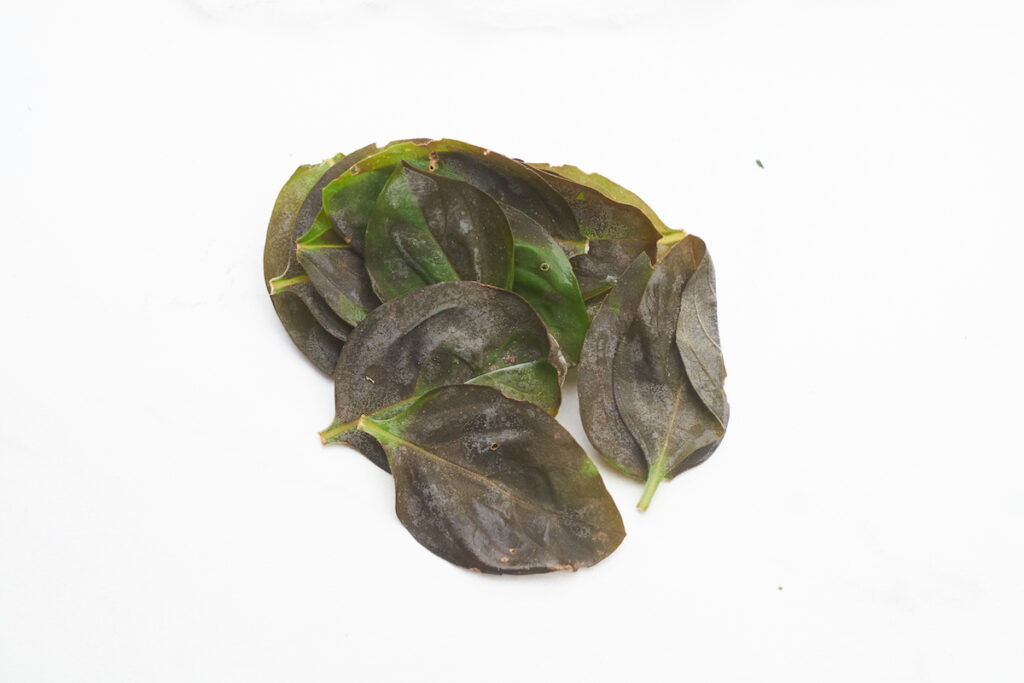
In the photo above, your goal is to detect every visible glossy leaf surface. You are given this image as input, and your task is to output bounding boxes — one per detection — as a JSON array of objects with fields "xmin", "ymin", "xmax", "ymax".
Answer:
[
  {"xmin": 504, "ymin": 207, "xmax": 590, "ymax": 366},
  {"xmin": 364, "ymin": 163, "xmax": 514, "ymax": 301},
  {"xmin": 612, "ymin": 236, "xmax": 728, "ymax": 509},
  {"xmin": 322, "ymin": 281, "xmax": 565, "ymax": 472},
  {"xmin": 577, "ymin": 252, "xmax": 654, "ymax": 479},
  {"xmin": 357, "ymin": 385, "xmax": 625, "ymax": 574}
]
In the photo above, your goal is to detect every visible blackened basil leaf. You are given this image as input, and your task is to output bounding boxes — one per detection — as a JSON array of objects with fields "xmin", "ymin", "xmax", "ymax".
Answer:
[
  {"xmin": 321, "ymin": 281, "xmax": 565, "ymax": 472},
  {"xmin": 427, "ymin": 140, "xmax": 587, "ymax": 257},
  {"xmin": 612, "ymin": 236, "xmax": 728, "ymax": 510},
  {"xmin": 529, "ymin": 162, "xmax": 678, "ymax": 238},
  {"xmin": 363, "ymin": 163, "xmax": 514, "ymax": 301},
  {"xmin": 577, "ymin": 252, "xmax": 654, "ymax": 479},
  {"xmin": 356, "ymin": 385, "xmax": 625, "ymax": 574},
  {"xmin": 264, "ymin": 153, "xmax": 354, "ymax": 374},
  {"xmin": 676, "ymin": 251, "xmax": 729, "ymax": 427},
  {"xmin": 504, "ymin": 207, "xmax": 590, "ymax": 367},
  {"xmin": 295, "ymin": 242, "xmax": 380, "ymax": 326},
  {"xmin": 571, "ymin": 239, "xmax": 657, "ymax": 304},
  {"xmin": 320, "ymin": 140, "xmax": 433, "ymax": 254}
]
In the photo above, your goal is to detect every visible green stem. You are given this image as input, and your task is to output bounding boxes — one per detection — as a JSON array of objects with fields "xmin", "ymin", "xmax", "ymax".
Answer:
[
  {"xmin": 319, "ymin": 416, "xmax": 360, "ymax": 444},
  {"xmin": 269, "ymin": 273, "xmax": 309, "ymax": 294},
  {"xmin": 637, "ymin": 458, "xmax": 667, "ymax": 512},
  {"xmin": 656, "ymin": 229, "xmax": 688, "ymax": 247},
  {"xmin": 319, "ymin": 398, "xmax": 417, "ymax": 445},
  {"xmin": 297, "ymin": 241, "xmax": 350, "ymax": 252}
]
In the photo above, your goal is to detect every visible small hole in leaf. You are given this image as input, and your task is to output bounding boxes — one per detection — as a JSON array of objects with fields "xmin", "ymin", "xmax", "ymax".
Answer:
[
  {"xmin": 539, "ymin": 262, "xmax": 550, "ymax": 272},
  {"xmin": 490, "ymin": 442, "xmax": 499, "ymax": 450}
]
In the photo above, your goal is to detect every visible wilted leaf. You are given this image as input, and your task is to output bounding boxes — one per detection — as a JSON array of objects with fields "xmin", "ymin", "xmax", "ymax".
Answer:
[
  {"xmin": 354, "ymin": 384, "xmax": 625, "ymax": 574},
  {"xmin": 364, "ymin": 162, "xmax": 514, "ymax": 301},
  {"xmin": 321, "ymin": 281, "xmax": 565, "ymax": 471},
  {"xmin": 612, "ymin": 236, "xmax": 728, "ymax": 510},
  {"xmin": 577, "ymin": 252, "xmax": 654, "ymax": 479}
]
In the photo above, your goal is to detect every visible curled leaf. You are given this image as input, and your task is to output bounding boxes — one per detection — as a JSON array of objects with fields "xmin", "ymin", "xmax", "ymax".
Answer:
[
  {"xmin": 321, "ymin": 281, "xmax": 565, "ymax": 471},
  {"xmin": 356, "ymin": 385, "xmax": 625, "ymax": 574}
]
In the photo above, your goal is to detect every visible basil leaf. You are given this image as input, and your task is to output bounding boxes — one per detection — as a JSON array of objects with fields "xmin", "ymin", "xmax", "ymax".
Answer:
[
  {"xmin": 504, "ymin": 206, "xmax": 590, "ymax": 366},
  {"xmin": 264, "ymin": 152, "xmax": 361, "ymax": 374},
  {"xmin": 577, "ymin": 251, "xmax": 654, "ymax": 479},
  {"xmin": 528, "ymin": 166, "xmax": 660, "ymax": 302},
  {"xmin": 295, "ymin": 241, "xmax": 380, "ymax": 326},
  {"xmin": 320, "ymin": 140, "xmax": 433, "ymax": 254},
  {"xmin": 529, "ymin": 162, "xmax": 679, "ymax": 238},
  {"xmin": 321, "ymin": 281, "xmax": 565, "ymax": 472},
  {"xmin": 427, "ymin": 140, "xmax": 587, "ymax": 257},
  {"xmin": 355, "ymin": 385, "xmax": 625, "ymax": 574},
  {"xmin": 364, "ymin": 163, "xmax": 514, "ymax": 301},
  {"xmin": 612, "ymin": 236, "xmax": 729, "ymax": 510}
]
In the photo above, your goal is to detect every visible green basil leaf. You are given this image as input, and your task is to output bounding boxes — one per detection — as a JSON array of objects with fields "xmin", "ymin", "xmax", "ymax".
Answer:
[
  {"xmin": 321, "ymin": 281, "xmax": 565, "ymax": 472},
  {"xmin": 577, "ymin": 251, "xmax": 655, "ymax": 479},
  {"xmin": 504, "ymin": 206, "xmax": 590, "ymax": 366},
  {"xmin": 355, "ymin": 384, "xmax": 625, "ymax": 574},
  {"xmin": 320, "ymin": 140, "xmax": 433, "ymax": 254},
  {"xmin": 611, "ymin": 236, "xmax": 729, "ymax": 510},
  {"xmin": 363, "ymin": 163, "xmax": 514, "ymax": 301}
]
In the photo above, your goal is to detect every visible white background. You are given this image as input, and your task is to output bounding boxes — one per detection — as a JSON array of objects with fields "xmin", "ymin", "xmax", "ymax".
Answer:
[{"xmin": 2, "ymin": 1, "xmax": 1023, "ymax": 681}]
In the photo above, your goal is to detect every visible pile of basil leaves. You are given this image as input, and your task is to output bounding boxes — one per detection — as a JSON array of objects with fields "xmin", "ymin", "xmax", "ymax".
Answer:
[{"xmin": 264, "ymin": 139, "xmax": 729, "ymax": 575}]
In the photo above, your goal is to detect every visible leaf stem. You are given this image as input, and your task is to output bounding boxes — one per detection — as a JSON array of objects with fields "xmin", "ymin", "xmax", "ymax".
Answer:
[
  {"xmin": 637, "ymin": 458, "xmax": 667, "ymax": 512},
  {"xmin": 319, "ymin": 417, "xmax": 360, "ymax": 444},
  {"xmin": 656, "ymin": 230, "xmax": 688, "ymax": 247},
  {"xmin": 269, "ymin": 273, "xmax": 309, "ymax": 294}
]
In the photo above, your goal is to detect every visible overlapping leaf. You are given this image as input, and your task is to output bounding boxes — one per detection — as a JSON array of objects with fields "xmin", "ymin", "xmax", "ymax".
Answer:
[
  {"xmin": 611, "ymin": 236, "xmax": 729, "ymax": 510},
  {"xmin": 529, "ymin": 162, "xmax": 678, "ymax": 237},
  {"xmin": 427, "ymin": 140, "xmax": 587, "ymax": 257},
  {"xmin": 321, "ymin": 281, "xmax": 565, "ymax": 472},
  {"xmin": 529, "ymin": 165, "xmax": 661, "ymax": 305},
  {"xmin": 264, "ymin": 151, "xmax": 358, "ymax": 374},
  {"xmin": 577, "ymin": 252, "xmax": 655, "ymax": 479},
  {"xmin": 354, "ymin": 384, "xmax": 625, "ymax": 574},
  {"xmin": 364, "ymin": 162, "xmax": 514, "ymax": 301}
]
